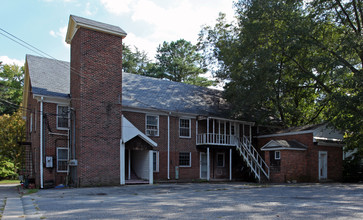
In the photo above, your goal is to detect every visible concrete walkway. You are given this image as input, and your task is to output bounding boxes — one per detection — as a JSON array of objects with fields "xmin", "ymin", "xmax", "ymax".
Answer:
[{"xmin": 0, "ymin": 184, "xmax": 24, "ymax": 219}]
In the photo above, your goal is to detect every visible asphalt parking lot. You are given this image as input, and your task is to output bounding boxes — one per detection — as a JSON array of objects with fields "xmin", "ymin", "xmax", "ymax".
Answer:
[{"xmin": 21, "ymin": 183, "xmax": 363, "ymax": 219}]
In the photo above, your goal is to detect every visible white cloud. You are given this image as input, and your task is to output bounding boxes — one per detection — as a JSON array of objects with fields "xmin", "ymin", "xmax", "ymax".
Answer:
[
  {"xmin": 0, "ymin": 56, "xmax": 24, "ymax": 66},
  {"xmin": 125, "ymin": 32, "xmax": 159, "ymax": 60},
  {"xmin": 122, "ymin": 0, "xmax": 235, "ymax": 59},
  {"xmin": 100, "ymin": 0, "xmax": 133, "ymax": 14},
  {"xmin": 84, "ymin": 2, "xmax": 98, "ymax": 16},
  {"xmin": 49, "ymin": 26, "xmax": 69, "ymax": 48}
]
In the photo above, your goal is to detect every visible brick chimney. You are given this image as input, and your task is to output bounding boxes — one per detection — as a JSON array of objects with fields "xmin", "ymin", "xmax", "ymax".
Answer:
[{"xmin": 65, "ymin": 15, "xmax": 127, "ymax": 186}]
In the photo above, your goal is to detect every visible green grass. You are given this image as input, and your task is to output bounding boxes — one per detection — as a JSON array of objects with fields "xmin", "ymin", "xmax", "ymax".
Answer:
[
  {"xmin": 25, "ymin": 189, "xmax": 39, "ymax": 195},
  {"xmin": 0, "ymin": 180, "xmax": 20, "ymax": 184}
]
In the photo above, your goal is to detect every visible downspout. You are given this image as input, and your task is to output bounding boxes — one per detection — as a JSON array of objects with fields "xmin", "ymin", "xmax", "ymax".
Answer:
[
  {"xmin": 72, "ymin": 108, "xmax": 77, "ymax": 187},
  {"xmin": 40, "ymin": 96, "xmax": 44, "ymax": 189},
  {"xmin": 167, "ymin": 113, "xmax": 170, "ymax": 180}
]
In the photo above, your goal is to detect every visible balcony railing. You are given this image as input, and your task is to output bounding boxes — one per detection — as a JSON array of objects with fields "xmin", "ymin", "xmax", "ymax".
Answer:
[{"xmin": 196, "ymin": 133, "xmax": 238, "ymax": 146}]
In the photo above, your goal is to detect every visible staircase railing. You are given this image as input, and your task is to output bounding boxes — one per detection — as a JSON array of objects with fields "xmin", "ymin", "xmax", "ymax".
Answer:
[{"xmin": 234, "ymin": 136, "xmax": 269, "ymax": 182}]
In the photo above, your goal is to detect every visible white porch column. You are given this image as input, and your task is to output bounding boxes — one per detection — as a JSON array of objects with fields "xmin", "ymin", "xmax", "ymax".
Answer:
[
  {"xmin": 207, "ymin": 147, "xmax": 210, "ymax": 181},
  {"xmin": 128, "ymin": 149, "xmax": 131, "ymax": 180},
  {"xmin": 120, "ymin": 141, "xmax": 125, "ymax": 185},
  {"xmin": 149, "ymin": 150, "xmax": 153, "ymax": 185},
  {"xmin": 229, "ymin": 148, "xmax": 232, "ymax": 181}
]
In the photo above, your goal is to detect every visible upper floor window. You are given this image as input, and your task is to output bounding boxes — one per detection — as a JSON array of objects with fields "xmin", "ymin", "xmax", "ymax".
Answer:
[
  {"xmin": 146, "ymin": 115, "xmax": 159, "ymax": 136},
  {"xmin": 57, "ymin": 105, "xmax": 69, "ymax": 129},
  {"xmin": 179, "ymin": 118, "xmax": 191, "ymax": 138}
]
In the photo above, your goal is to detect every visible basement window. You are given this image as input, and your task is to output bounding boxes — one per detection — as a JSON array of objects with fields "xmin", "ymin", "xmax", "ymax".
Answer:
[
  {"xmin": 179, "ymin": 152, "xmax": 191, "ymax": 167},
  {"xmin": 57, "ymin": 148, "xmax": 68, "ymax": 172}
]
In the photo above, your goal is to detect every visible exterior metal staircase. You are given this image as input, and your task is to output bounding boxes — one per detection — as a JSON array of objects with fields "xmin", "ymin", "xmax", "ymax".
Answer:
[
  {"xmin": 196, "ymin": 133, "xmax": 269, "ymax": 182},
  {"xmin": 235, "ymin": 136, "xmax": 270, "ymax": 182}
]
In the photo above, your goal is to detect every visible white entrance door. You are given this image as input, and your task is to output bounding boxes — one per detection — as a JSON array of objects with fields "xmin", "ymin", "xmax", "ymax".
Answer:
[
  {"xmin": 319, "ymin": 151, "xmax": 328, "ymax": 180},
  {"xmin": 200, "ymin": 152, "xmax": 207, "ymax": 179}
]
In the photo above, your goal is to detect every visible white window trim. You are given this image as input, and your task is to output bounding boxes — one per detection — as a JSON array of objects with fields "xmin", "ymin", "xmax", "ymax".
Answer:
[
  {"xmin": 179, "ymin": 152, "xmax": 192, "ymax": 167},
  {"xmin": 179, "ymin": 118, "xmax": 191, "ymax": 138},
  {"xmin": 57, "ymin": 105, "xmax": 70, "ymax": 130},
  {"xmin": 145, "ymin": 115, "xmax": 159, "ymax": 136},
  {"xmin": 153, "ymin": 151, "xmax": 159, "ymax": 172},
  {"xmin": 275, "ymin": 151, "xmax": 281, "ymax": 160},
  {"xmin": 30, "ymin": 113, "xmax": 33, "ymax": 133},
  {"xmin": 217, "ymin": 152, "xmax": 225, "ymax": 167},
  {"xmin": 57, "ymin": 147, "xmax": 68, "ymax": 173}
]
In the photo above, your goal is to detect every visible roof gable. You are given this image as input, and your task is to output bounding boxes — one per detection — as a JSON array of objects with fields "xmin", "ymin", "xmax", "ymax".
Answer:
[
  {"xmin": 26, "ymin": 55, "xmax": 70, "ymax": 98},
  {"xmin": 261, "ymin": 140, "xmax": 308, "ymax": 151},
  {"xmin": 65, "ymin": 15, "xmax": 127, "ymax": 44}
]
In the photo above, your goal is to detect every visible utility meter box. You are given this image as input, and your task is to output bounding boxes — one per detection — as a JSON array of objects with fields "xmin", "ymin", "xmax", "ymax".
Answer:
[
  {"xmin": 45, "ymin": 156, "xmax": 53, "ymax": 168},
  {"xmin": 175, "ymin": 166, "xmax": 179, "ymax": 180},
  {"xmin": 68, "ymin": 159, "xmax": 78, "ymax": 166}
]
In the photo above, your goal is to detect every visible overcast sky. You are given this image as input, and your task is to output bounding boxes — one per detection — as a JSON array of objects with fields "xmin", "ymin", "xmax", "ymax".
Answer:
[{"xmin": 0, "ymin": 0, "xmax": 236, "ymax": 66}]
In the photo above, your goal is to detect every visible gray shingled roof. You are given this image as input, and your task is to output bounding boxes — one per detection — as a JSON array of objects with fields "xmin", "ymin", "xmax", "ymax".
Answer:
[
  {"xmin": 261, "ymin": 140, "xmax": 308, "ymax": 151},
  {"xmin": 71, "ymin": 15, "xmax": 127, "ymax": 36},
  {"xmin": 26, "ymin": 55, "xmax": 230, "ymax": 117},
  {"xmin": 26, "ymin": 55, "xmax": 70, "ymax": 98}
]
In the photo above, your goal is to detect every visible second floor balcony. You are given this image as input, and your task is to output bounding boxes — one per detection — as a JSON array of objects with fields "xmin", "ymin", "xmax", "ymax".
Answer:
[{"xmin": 196, "ymin": 133, "xmax": 238, "ymax": 146}]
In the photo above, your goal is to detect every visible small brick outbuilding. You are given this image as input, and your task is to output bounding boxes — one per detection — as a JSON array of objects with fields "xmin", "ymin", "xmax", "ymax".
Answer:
[{"xmin": 257, "ymin": 124, "xmax": 344, "ymax": 183}]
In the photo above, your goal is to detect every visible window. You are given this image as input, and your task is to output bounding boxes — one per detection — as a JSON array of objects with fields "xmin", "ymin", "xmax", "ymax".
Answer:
[
  {"xmin": 57, "ymin": 105, "xmax": 69, "ymax": 129},
  {"xmin": 179, "ymin": 152, "xmax": 191, "ymax": 167},
  {"xmin": 275, "ymin": 151, "xmax": 281, "ymax": 160},
  {"xmin": 57, "ymin": 148, "xmax": 68, "ymax": 172},
  {"xmin": 153, "ymin": 151, "xmax": 159, "ymax": 172},
  {"xmin": 179, "ymin": 118, "xmax": 191, "ymax": 138},
  {"xmin": 217, "ymin": 153, "xmax": 225, "ymax": 167},
  {"xmin": 146, "ymin": 115, "xmax": 159, "ymax": 136}
]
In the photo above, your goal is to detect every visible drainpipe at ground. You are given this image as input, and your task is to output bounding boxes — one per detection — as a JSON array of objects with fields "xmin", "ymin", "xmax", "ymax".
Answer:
[
  {"xmin": 167, "ymin": 113, "xmax": 170, "ymax": 180},
  {"xmin": 40, "ymin": 96, "xmax": 44, "ymax": 189}
]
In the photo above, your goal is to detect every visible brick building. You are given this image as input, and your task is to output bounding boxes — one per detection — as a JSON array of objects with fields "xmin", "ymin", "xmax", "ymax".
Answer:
[
  {"xmin": 257, "ymin": 124, "xmax": 344, "ymax": 183},
  {"xmin": 21, "ymin": 15, "xmax": 343, "ymax": 188}
]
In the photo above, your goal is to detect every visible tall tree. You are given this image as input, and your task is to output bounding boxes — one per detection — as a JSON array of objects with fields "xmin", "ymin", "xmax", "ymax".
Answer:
[
  {"xmin": 122, "ymin": 43, "xmax": 159, "ymax": 77},
  {"xmin": 200, "ymin": 1, "xmax": 328, "ymax": 126},
  {"xmin": 0, "ymin": 111, "xmax": 25, "ymax": 178},
  {"xmin": 155, "ymin": 39, "xmax": 215, "ymax": 87},
  {"xmin": 308, "ymin": 0, "xmax": 363, "ymax": 151},
  {"xmin": 199, "ymin": 0, "xmax": 362, "ymax": 149},
  {"xmin": 0, "ymin": 63, "xmax": 24, "ymax": 115}
]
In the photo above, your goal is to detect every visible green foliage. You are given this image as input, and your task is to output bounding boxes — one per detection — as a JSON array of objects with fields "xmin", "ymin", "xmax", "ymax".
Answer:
[
  {"xmin": 155, "ymin": 39, "xmax": 215, "ymax": 87},
  {"xmin": 0, "ymin": 158, "xmax": 17, "ymax": 180},
  {"xmin": 199, "ymin": 0, "xmax": 362, "ymax": 150},
  {"xmin": 122, "ymin": 43, "xmax": 158, "ymax": 77},
  {"xmin": 0, "ymin": 111, "xmax": 25, "ymax": 178},
  {"xmin": 343, "ymin": 154, "xmax": 363, "ymax": 182},
  {"xmin": 0, "ymin": 63, "xmax": 24, "ymax": 115}
]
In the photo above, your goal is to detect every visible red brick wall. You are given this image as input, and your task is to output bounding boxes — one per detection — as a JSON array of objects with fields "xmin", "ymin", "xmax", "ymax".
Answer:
[
  {"xmin": 123, "ymin": 111, "xmax": 201, "ymax": 180},
  {"xmin": 258, "ymin": 133, "xmax": 343, "ymax": 183},
  {"xmin": 70, "ymin": 27, "xmax": 123, "ymax": 186},
  {"xmin": 25, "ymin": 87, "xmax": 69, "ymax": 187}
]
